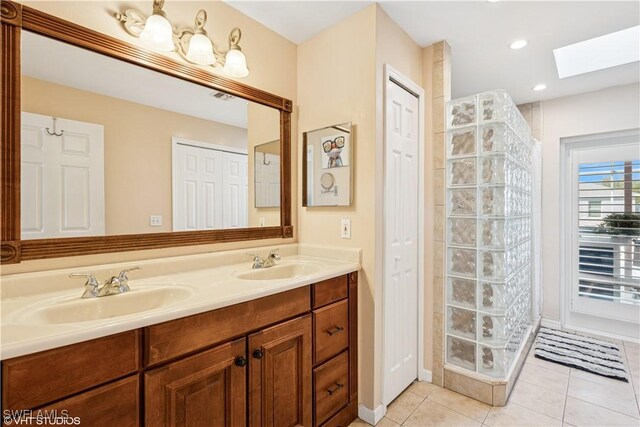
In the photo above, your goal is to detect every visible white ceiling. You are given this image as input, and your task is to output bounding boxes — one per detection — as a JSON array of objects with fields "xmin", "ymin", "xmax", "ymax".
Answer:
[
  {"xmin": 21, "ymin": 31, "xmax": 249, "ymax": 128},
  {"xmin": 225, "ymin": 1, "xmax": 640, "ymax": 104}
]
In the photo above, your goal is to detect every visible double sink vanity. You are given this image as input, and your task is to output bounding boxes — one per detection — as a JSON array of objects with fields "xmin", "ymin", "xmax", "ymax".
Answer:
[{"xmin": 1, "ymin": 245, "xmax": 360, "ymax": 426}]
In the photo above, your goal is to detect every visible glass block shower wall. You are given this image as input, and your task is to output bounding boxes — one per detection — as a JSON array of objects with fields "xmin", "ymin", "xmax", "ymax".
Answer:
[{"xmin": 445, "ymin": 91, "xmax": 533, "ymax": 380}]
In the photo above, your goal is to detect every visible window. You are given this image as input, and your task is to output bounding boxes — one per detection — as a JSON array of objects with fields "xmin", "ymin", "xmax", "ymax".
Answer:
[{"xmin": 588, "ymin": 200, "xmax": 602, "ymax": 217}]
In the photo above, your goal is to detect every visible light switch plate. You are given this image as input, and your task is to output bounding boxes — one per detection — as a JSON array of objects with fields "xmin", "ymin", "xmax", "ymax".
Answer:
[
  {"xmin": 259, "ymin": 217, "xmax": 266, "ymax": 227},
  {"xmin": 341, "ymin": 219, "xmax": 351, "ymax": 239},
  {"xmin": 150, "ymin": 215, "xmax": 162, "ymax": 227}
]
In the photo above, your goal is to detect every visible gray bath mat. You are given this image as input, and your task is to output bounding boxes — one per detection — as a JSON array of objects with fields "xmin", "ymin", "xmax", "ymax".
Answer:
[{"xmin": 534, "ymin": 327, "xmax": 629, "ymax": 382}]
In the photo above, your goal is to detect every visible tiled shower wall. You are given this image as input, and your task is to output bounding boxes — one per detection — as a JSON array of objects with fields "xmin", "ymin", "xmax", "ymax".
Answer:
[{"xmin": 432, "ymin": 41, "xmax": 451, "ymax": 388}]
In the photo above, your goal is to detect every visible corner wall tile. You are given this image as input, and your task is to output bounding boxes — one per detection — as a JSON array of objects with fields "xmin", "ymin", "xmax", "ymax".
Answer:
[
  {"xmin": 433, "ymin": 41, "xmax": 445, "ymax": 63},
  {"xmin": 434, "ymin": 242, "xmax": 444, "ymax": 278},
  {"xmin": 434, "ymin": 205, "xmax": 445, "ymax": 241},
  {"xmin": 433, "ymin": 60, "xmax": 445, "ymax": 98},
  {"xmin": 434, "ymin": 169, "xmax": 445, "ymax": 205},
  {"xmin": 433, "ymin": 276, "xmax": 444, "ymax": 314},
  {"xmin": 433, "ymin": 132, "xmax": 445, "ymax": 170},
  {"xmin": 433, "ymin": 97, "xmax": 445, "ymax": 134},
  {"xmin": 444, "ymin": 369, "xmax": 493, "ymax": 406},
  {"xmin": 433, "ymin": 313, "xmax": 444, "ymax": 351}
]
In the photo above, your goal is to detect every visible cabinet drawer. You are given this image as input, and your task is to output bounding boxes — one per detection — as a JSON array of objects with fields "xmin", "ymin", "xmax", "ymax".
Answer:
[
  {"xmin": 40, "ymin": 375, "xmax": 140, "ymax": 427},
  {"xmin": 314, "ymin": 352, "xmax": 349, "ymax": 426},
  {"xmin": 2, "ymin": 330, "xmax": 140, "ymax": 410},
  {"xmin": 145, "ymin": 286, "xmax": 310, "ymax": 366},
  {"xmin": 312, "ymin": 276, "xmax": 348, "ymax": 309},
  {"xmin": 313, "ymin": 300, "xmax": 349, "ymax": 365}
]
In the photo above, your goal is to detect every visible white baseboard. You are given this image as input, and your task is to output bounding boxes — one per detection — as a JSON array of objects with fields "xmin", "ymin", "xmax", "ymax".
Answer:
[
  {"xmin": 358, "ymin": 403, "xmax": 386, "ymax": 426},
  {"xmin": 540, "ymin": 318, "xmax": 562, "ymax": 330},
  {"xmin": 419, "ymin": 369, "xmax": 432, "ymax": 382}
]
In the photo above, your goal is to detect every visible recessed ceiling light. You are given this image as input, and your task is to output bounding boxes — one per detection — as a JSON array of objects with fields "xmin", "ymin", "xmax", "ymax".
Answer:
[
  {"xmin": 533, "ymin": 84, "xmax": 547, "ymax": 91},
  {"xmin": 487, "ymin": 0, "xmax": 500, "ymax": 3},
  {"xmin": 510, "ymin": 40, "xmax": 528, "ymax": 50},
  {"xmin": 554, "ymin": 25, "xmax": 640, "ymax": 78}
]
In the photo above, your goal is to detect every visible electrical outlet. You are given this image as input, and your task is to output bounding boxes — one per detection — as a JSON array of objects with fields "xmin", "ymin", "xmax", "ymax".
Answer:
[
  {"xmin": 259, "ymin": 217, "xmax": 266, "ymax": 227},
  {"xmin": 149, "ymin": 215, "xmax": 162, "ymax": 227},
  {"xmin": 341, "ymin": 219, "xmax": 351, "ymax": 239}
]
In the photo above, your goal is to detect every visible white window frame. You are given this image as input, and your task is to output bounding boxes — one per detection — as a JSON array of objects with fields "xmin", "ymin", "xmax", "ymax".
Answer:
[{"xmin": 560, "ymin": 128, "xmax": 640, "ymax": 340}]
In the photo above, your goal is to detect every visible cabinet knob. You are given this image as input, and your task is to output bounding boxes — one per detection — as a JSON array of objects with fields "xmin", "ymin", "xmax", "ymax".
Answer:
[
  {"xmin": 252, "ymin": 349, "xmax": 264, "ymax": 359},
  {"xmin": 234, "ymin": 356, "xmax": 247, "ymax": 367}
]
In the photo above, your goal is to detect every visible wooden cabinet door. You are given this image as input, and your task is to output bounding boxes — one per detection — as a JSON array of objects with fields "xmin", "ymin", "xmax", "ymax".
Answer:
[
  {"xmin": 248, "ymin": 315, "xmax": 312, "ymax": 427},
  {"xmin": 145, "ymin": 338, "xmax": 246, "ymax": 427}
]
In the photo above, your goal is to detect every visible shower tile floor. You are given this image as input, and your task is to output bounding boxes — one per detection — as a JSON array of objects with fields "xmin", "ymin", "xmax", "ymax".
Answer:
[{"xmin": 351, "ymin": 337, "xmax": 640, "ymax": 426}]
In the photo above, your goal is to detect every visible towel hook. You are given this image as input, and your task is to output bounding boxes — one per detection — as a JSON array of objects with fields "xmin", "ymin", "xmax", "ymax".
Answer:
[
  {"xmin": 45, "ymin": 117, "xmax": 64, "ymax": 137},
  {"xmin": 262, "ymin": 152, "xmax": 271, "ymax": 166}
]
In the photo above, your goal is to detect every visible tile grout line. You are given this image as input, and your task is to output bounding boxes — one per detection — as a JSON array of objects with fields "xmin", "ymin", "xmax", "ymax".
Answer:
[
  {"xmin": 396, "ymin": 389, "xmax": 427, "ymax": 426},
  {"xmin": 562, "ymin": 368, "xmax": 571, "ymax": 424},
  {"xmin": 424, "ymin": 388, "xmax": 490, "ymax": 425}
]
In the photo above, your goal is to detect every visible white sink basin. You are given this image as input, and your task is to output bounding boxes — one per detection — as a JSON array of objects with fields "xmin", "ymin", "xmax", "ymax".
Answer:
[
  {"xmin": 15, "ymin": 285, "xmax": 194, "ymax": 324},
  {"xmin": 235, "ymin": 262, "xmax": 321, "ymax": 281}
]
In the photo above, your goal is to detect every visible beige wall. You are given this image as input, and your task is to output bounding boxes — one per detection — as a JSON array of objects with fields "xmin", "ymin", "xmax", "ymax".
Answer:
[
  {"xmin": 297, "ymin": 4, "xmax": 434, "ymax": 410},
  {"xmin": 23, "ymin": 76, "xmax": 252, "ymax": 235},
  {"xmin": 297, "ymin": 4, "xmax": 378, "ymax": 407},
  {"xmin": 5, "ymin": 0, "xmax": 297, "ymax": 275},
  {"xmin": 539, "ymin": 83, "xmax": 640, "ymax": 323}
]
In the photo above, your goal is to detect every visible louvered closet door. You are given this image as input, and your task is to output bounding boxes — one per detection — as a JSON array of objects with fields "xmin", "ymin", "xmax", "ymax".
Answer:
[{"xmin": 568, "ymin": 134, "xmax": 640, "ymax": 332}]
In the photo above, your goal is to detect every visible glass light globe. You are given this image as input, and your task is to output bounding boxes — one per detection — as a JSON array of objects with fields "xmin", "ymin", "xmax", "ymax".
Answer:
[
  {"xmin": 186, "ymin": 33, "xmax": 215, "ymax": 65},
  {"xmin": 140, "ymin": 14, "xmax": 174, "ymax": 52},
  {"xmin": 223, "ymin": 49, "xmax": 249, "ymax": 78}
]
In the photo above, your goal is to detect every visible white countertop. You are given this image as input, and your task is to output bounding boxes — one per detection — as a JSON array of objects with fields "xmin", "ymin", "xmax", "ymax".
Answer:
[{"xmin": 0, "ymin": 244, "xmax": 360, "ymax": 360}]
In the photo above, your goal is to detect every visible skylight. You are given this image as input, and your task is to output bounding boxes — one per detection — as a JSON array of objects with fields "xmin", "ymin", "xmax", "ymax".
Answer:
[{"xmin": 553, "ymin": 26, "xmax": 640, "ymax": 79}]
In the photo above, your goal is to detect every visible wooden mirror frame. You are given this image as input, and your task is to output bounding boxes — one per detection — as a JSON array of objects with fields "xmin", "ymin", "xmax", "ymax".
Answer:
[{"xmin": 0, "ymin": 0, "xmax": 293, "ymax": 264}]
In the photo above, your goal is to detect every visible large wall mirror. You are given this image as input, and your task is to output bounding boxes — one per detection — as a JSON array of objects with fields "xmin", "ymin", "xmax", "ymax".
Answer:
[{"xmin": 0, "ymin": 2, "xmax": 293, "ymax": 263}]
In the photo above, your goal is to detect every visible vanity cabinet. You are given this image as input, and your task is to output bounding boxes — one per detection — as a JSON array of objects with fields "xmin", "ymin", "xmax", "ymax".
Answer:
[
  {"xmin": 1, "ymin": 272, "xmax": 358, "ymax": 427},
  {"xmin": 145, "ymin": 338, "xmax": 247, "ymax": 426},
  {"xmin": 249, "ymin": 315, "xmax": 312, "ymax": 427}
]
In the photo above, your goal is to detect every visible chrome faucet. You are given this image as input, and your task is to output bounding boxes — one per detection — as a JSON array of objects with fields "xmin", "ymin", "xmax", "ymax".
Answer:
[
  {"xmin": 70, "ymin": 266, "xmax": 141, "ymax": 298},
  {"xmin": 248, "ymin": 250, "xmax": 281, "ymax": 269}
]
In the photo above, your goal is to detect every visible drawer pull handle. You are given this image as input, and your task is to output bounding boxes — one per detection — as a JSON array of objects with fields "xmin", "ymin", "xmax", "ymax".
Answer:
[
  {"xmin": 325, "ymin": 325, "xmax": 344, "ymax": 336},
  {"xmin": 327, "ymin": 383, "xmax": 344, "ymax": 395}
]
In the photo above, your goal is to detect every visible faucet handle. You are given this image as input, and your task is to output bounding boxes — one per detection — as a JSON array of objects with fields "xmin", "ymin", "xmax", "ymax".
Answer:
[
  {"xmin": 268, "ymin": 249, "xmax": 281, "ymax": 261},
  {"xmin": 247, "ymin": 253, "xmax": 261, "ymax": 261},
  {"xmin": 70, "ymin": 273, "xmax": 100, "ymax": 298},
  {"xmin": 116, "ymin": 266, "xmax": 141, "ymax": 281},
  {"xmin": 69, "ymin": 272, "xmax": 100, "ymax": 285}
]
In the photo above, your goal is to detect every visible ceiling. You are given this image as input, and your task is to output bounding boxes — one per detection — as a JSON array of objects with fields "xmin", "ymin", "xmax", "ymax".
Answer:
[
  {"xmin": 225, "ymin": 1, "xmax": 640, "ymax": 104},
  {"xmin": 22, "ymin": 31, "xmax": 249, "ymax": 129}
]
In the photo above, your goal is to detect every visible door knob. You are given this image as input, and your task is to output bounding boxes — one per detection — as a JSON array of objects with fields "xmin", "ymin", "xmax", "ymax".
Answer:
[
  {"xmin": 234, "ymin": 356, "xmax": 247, "ymax": 367},
  {"xmin": 252, "ymin": 349, "xmax": 264, "ymax": 359}
]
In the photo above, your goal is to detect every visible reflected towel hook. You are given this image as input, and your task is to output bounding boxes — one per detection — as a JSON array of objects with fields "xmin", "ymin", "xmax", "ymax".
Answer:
[
  {"xmin": 262, "ymin": 152, "xmax": 271, "ymax": 166},
  {"xmin": 45, "ymin": 117, "xmax": 64, "ymax": 137}
]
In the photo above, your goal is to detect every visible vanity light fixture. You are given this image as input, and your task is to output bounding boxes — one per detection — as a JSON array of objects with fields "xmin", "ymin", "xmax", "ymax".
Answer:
[
  {"xmin": 533, "ymin": 84, "xmax": 547, "ymax": 91},
  {"xmin": 510, "ymin": 40, "xmax": 528, "ymax": 50},
  {"xmin": 115, "ymin": 0, "xmax": 249, "ymax": 77}
]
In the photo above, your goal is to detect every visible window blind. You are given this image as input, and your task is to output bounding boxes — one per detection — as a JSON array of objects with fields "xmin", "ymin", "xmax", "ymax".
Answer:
[{"xmin": 577, "ymin": 160, "xmax": 640, "ymax": 305}]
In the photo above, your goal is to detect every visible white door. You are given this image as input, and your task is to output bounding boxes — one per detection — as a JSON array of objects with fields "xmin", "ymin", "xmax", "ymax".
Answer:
[
  {"xmin": 223, "ymin": 152, "xmax": 248, "ymax": 228},
  {"xmin": 384, "ymin": 79, "xmax": 419, "ymax": 404},
  {"xmin": 255, "ymin": 153, "xmax": 281, "ymax": 208},
  {"xmin": 21, "ymin": 112, "xmax": 105, "ymax": 239},
  {"xmin": 565, "ymin": 131, "xmax": 640, "ymax": 338},
  {"xmin": 173, "ymin": 143, "xmax": 223, "ymax": 230}
]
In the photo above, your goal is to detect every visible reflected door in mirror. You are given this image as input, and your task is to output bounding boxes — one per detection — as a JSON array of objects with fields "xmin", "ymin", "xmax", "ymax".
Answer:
[
  {"xmin": 173, "ymin": 139, "xmax": 248, "ymax": 231},
  {"xmin": 21, "ymin": 112, "xmax": 105, "ymax": 239}
]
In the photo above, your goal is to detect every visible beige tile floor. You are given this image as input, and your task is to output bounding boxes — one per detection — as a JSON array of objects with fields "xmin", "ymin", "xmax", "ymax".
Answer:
[{"xmin": 351, "ymin": 337, "xmax": 640, "ymax": 426}]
